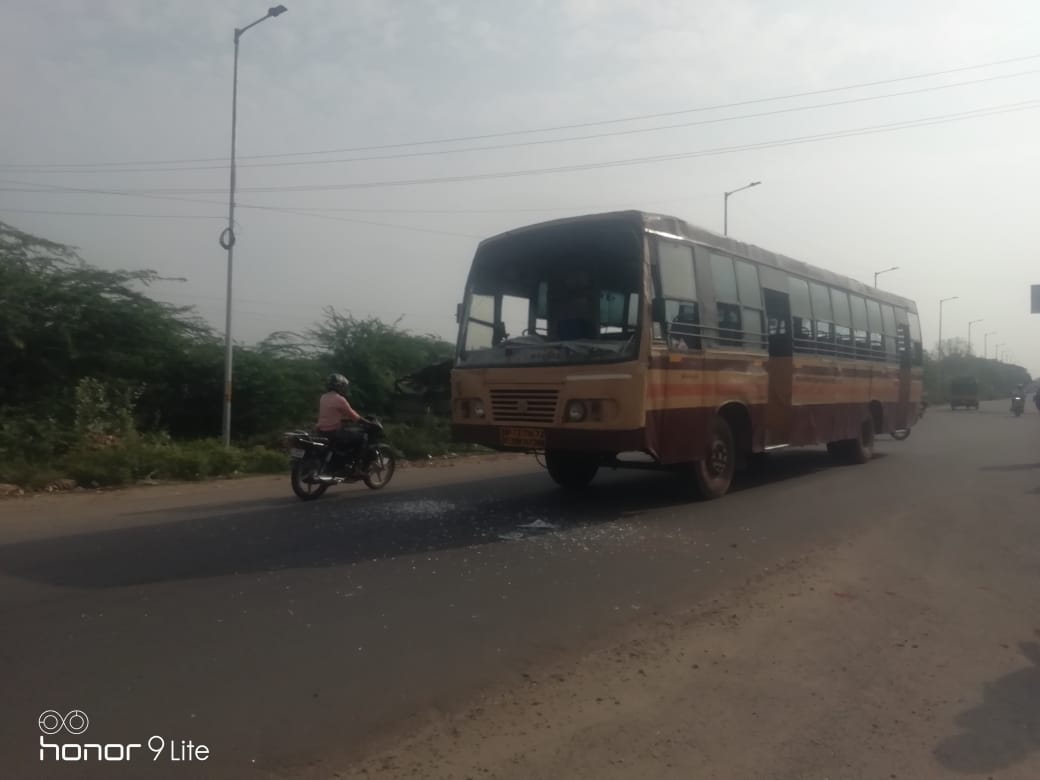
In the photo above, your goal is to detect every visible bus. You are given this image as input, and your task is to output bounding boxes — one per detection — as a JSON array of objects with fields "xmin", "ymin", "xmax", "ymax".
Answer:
[{"xmin": 450, "ymin": 211, "xmax": 923, "ymax": 498}]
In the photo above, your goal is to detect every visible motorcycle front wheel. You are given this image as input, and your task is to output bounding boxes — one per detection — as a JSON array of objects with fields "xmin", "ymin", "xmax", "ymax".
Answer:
[
  {"xmin": 291, "ymin": 455, "xmax": 329, "ymax": 501},
  {"xmin": 363, "ymin": 444, "xmax": 397, "ymax": 490}
]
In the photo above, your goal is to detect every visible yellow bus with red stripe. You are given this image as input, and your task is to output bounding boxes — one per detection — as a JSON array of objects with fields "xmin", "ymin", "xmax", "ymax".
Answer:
[{"xmin": 451, "ymin": 211, "xmax": 922, "ymax": 498}]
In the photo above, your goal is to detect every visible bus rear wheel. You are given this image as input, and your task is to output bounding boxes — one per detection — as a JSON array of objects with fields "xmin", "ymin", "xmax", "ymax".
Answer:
[
  {"xmin": 690, "ymin": 416, "xmax": 736, "ymax": 499},
  {"xmin": 827, "ymin": 419, "xmax": 874, "ymax": 465},
  {"xmin": 545, "ymin": 450, "xmax": 599, "ymax": 489}
]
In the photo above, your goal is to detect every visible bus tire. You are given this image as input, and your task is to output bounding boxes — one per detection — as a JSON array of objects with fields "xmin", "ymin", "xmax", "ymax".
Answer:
[
  {"xmin": 827, "ymin": 419, "xmax": 874, "ymax": 465},
  {"xmin": 545, "ymin": 450, "xmax": 599, "ymax": 489},
  {"xmin": 690, "ymin": 415, "xmax": 736, "ymax": 499}
]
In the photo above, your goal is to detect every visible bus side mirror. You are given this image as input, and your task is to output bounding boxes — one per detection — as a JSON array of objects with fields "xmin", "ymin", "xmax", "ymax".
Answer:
[{"xmin": 651, "ymin": 298, "xmax": 666, "ymax": 323}]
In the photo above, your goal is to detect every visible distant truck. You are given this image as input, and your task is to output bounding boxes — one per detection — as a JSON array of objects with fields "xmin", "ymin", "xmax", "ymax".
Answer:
[{"xmin": 949, "ymin": 377, "xmax": 979, "ymax": 410}]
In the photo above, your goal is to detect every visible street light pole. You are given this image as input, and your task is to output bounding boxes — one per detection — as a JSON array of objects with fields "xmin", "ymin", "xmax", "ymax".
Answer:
[
  {"xmin": 220, "ymin": 4, "xmax": 288, "ymax": 448},
  {"xmin": 984, "ymin": 330, "xmax": 997, "ymax": 359},
  {"xmin": 937, "ymin": 296, "xmax": 958, "ymax": 356},
  {"xmin": 874, "ymin": 266, "xmax": 899, "ymax": 288},
  {"xmin": 995, "ymin": 343, "xmax": 1005, "ymax": 362},
  {"xmin": 967, "ymin": 319, "xmax": 983, "ymax": 355},
  {"xmin": 723, "ymin": 181, "xmax": 761, "ymax": 236}
]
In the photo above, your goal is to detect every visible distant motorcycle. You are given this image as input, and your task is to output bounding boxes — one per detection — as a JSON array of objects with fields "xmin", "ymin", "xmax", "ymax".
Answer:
[
  {"xmin": 1011, "ymin": 395, "xmax": 1025, "ymax": 417},
  {"xmin": 285, "ymin": 418, "xmax": 396, "ymax": 501}
]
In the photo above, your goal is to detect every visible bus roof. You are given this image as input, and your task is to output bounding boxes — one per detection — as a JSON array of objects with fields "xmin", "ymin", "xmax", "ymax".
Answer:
[{"xmin": 476, "ymin": 210, "xmax": 918, "ymax": 313}]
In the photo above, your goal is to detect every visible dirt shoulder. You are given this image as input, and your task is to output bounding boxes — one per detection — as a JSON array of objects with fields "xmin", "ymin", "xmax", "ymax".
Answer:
[{"xmin": 300, "ymin": 503, "xmax": 1040, "ymax": 780}]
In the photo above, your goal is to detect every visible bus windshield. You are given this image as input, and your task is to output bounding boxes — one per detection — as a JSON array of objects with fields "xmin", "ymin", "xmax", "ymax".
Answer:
[{"xmin": 457, "ymin": 219, "xmax": 643, "ymax": 367}]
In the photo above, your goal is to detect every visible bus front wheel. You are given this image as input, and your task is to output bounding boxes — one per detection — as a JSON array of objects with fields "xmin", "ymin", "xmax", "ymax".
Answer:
[
  {"xmin": 690, "ymin": 416, "xmax": 736, "ymax": 499},
  {"xmin": 545, "ymin": 450, "xmax": 599, "ymax": 489}
]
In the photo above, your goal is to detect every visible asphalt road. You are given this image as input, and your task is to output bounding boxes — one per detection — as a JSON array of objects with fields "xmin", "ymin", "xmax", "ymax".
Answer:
[{"xmin": 2, "ymin": 401, "xmax": 1039, "ymax": 779}]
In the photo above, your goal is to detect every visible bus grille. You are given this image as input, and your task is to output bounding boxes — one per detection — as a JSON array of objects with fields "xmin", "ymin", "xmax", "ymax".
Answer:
[{"xmin": 490, "ymin": 389, "xmax": 559, "ymax": 423}]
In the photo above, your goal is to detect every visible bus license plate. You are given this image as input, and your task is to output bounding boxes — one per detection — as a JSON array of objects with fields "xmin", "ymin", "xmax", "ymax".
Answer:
[{"xmin": 500, "ymin": 427, "xmax": 545, "ymax": 448}]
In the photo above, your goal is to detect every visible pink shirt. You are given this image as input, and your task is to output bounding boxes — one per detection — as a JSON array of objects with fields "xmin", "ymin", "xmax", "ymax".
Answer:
[{"xmin": 317, "ymin": 391, "xmax": 360, "ymax": 431}]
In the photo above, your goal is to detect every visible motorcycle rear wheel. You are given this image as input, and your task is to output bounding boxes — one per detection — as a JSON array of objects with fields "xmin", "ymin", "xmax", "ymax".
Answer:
[{"xmin": 291, "ymin": 455, "xmax": 329, "ymax": 501}]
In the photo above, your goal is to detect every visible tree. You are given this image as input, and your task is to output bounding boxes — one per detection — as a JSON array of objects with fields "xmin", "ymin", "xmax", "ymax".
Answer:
[
  {"xmin": 0, "ymin": 220, "xmax": 211, "ymax": 414},
  {"xmin": 306, "ymin": 309, "xmax": 454, "ymax": 415},
  {"xmin": 1, "ymin": 221, "xmax": 458, "ymax": 452},
  {"xmin": 924, "ymin": 347, "xmax": 1031, "ymax": 401}
]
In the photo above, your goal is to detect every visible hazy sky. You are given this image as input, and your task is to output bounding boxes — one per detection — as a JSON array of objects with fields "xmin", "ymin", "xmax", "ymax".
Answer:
[{"xmin": 3, "ymin": 0, "xmax": 1039, "ymax": 373}]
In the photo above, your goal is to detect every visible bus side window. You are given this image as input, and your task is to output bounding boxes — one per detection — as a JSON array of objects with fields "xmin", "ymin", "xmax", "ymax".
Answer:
[
  {"xmin": 655, "ymin": 240, "xmax": 701, "ymax": 350},
  {"xmin": 710, "ymin": 253, "xmax": 743, "ymax": 347},
  {"xmin": 717, "ymin": 302, "xmax": 743, "ymax": 347},
  {"xmin": 735, "ymin": 259, "xmax": 766, "ymax": 351},
  {"xmin": 809, "ymin": 282, "xmax": 835, "ymax": 355},
  {"xmin": 668, "ymin": 301, "xmax": 701, "ymax": 350},
  {"xmin": 906, "ymin": 312, "xmax": 924, "ymax": 365},
  {"xmin": 787, "ymin": 276, "xmax": 813, "ymax": 352},
  {"xmin": 866, "ymin": 299, "xmax": 884, "ymax": 360},
  {"xmin": 831, "ymin": 289, "xmax": 853, "ymax": 358},
  {"xmin": 849, "ymin": 294, "xmax": 870, "ymax": 358},
  {"xmin": 881, "ymin": 304, "xmax": 898, "ymax": 361}
]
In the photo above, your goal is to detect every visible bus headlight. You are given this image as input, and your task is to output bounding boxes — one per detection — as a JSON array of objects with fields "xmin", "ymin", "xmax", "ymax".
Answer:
[
  {"xmin": 565, "ymin": 400, "xmax": 587, "ymax": 422},
  {"xmin": 458, "ymin": 399, "xmax": 485, "ymax": 419}
]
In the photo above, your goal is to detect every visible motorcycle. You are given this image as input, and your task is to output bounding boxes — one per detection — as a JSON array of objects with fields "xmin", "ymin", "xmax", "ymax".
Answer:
[
  {"xmin": 1011, "ymin": 395, "xmax": 1025, "ymax": 417},
  {"xmin": 285, "ymin": 418, "xmax": 397, "ymax": 501}
]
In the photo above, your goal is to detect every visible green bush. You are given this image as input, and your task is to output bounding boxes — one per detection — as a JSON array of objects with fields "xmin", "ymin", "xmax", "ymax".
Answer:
[
  {"xmin": 142, "ymin": 445, "xmax": 208, "ymax": 481},
  {"xmin": 0, "ymin": 459, "xmax": 66, "ymax": 491},
  {"xmin": 63, "ymin": 447, "xmax": 137, "ymax": 487},
  {"xmin": 241, "ymin": 446, "xmax": 289, "ymax": 474},
  {"xmin": 0, "ymin": 412, "xmax": 75, "ymax": 463},
  {"xmin": 53, "ymin": 439, "xmax": 287, "ymax": 488},
  {"xmin": 383, "ymin": 415, "xmax": 486, "ymax": 459}
]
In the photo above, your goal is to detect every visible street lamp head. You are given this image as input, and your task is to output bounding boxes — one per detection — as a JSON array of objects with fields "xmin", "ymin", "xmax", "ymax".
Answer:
[
  {"xmin": 749, "ymin": 181, "xmax": 761, "ymax": 187},
  {"xmin": 269, "ymin": 5, "xmax": 288, "ymax": 17}
]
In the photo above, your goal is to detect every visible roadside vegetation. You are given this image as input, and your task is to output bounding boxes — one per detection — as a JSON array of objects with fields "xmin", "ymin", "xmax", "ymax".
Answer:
[
  {"xmin": 0, "ymin": 220, "xmax": 468, "ymax": 492},
  {"xmin": 922, "ymin": 341, "xmax": 1031, "ymax": 403},
  {"xmin": 1, "ymin": 220, "xmax": 1028, "ymax": 492}
]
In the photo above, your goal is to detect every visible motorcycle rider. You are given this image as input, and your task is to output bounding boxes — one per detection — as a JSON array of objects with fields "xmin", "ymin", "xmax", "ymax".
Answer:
[
  {"xmin": 1011, "ymin": 383, "xmax": 1025, "ymax": 414},
  {"xmin": 317, "ymin": 373, "xmax": 364, "ymax": 458}
]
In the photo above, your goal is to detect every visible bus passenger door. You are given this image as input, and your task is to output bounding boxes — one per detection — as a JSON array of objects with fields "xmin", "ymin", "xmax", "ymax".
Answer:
[{"xmin": 763, "ymin": 289, "xmax": 794, "ymax": 447}]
